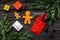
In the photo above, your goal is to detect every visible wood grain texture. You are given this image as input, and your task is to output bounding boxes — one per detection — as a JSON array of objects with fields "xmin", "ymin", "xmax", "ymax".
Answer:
[{"xmin": 0, "ymin": 0, "xmax": 60, "ymax": 40}]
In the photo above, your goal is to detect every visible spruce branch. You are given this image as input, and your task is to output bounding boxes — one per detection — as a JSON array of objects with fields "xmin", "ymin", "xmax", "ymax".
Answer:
[
  {"xmin": 31, "ymin": 0, "xmax": 60, "ymax": 25},
  {"xmin": 0, "ymin": 15, "xmax": 32, "ymax": 40}
]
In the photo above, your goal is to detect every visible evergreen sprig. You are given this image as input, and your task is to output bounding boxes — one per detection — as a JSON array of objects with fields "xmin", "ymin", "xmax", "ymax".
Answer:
[
  {"xmin": 31, "ymin": 0, "xmax": 60, "ymax": 25},
  {"xmin": 0, "ymin": 15, "xmax": 32, "ymax": 40}
]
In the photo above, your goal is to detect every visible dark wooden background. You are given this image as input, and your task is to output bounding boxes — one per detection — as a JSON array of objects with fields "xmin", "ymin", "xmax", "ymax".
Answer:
[{"xmin": 0, "ymin": 0, "xmax": 60, "ymax": 40}]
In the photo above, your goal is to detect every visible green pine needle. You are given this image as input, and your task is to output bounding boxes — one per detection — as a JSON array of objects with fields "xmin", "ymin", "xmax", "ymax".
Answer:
[
  {"xmin": 31, "ymin": 0, "xmax": 60, "ymax": 26},
  {"xmin": 0, "ymin": 15, "xmax": 32, "ymax": 40}
]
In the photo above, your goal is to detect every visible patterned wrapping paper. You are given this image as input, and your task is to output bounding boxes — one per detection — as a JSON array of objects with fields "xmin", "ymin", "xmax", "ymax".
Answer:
[{"xmin": 0, "ymin": 0, "xmax": 60, "ymax": 40}]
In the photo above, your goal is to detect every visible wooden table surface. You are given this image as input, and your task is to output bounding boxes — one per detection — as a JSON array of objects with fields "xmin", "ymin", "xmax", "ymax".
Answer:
[{"xmin": 0, "ymin": 0, "xmax": 60, "ymax": 40}]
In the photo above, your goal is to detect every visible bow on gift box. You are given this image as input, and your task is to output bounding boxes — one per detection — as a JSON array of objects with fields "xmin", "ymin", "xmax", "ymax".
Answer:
[{"xmin": 30, "ymin": 12, "xmax": 47, "ymax": 36}]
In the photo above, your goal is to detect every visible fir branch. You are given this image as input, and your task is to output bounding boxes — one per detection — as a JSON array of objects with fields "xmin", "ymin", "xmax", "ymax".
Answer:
[
  {"xmin": 0, "ymin": 15, "xmax": 32, "ymax": 40},
  {"xmin": 31, "ymin": 0, "xmax": 60, "ymax": 25}
]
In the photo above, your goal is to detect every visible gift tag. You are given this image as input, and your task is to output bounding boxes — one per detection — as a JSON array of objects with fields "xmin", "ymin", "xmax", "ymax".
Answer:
[
  {"xmin": 12, "ymin": 21, "xmax": 23, "ymax": 31},
  {"xmin": 30, "ymin": 12, "xmax": 47, "ymax": 36},
  {"xmin": 13, "ymin": 1, "xmax": 23, "ymax": 10},
  {"xmin": 4, "ymin": 4, "xmax": 10, "ymax": 11}
]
